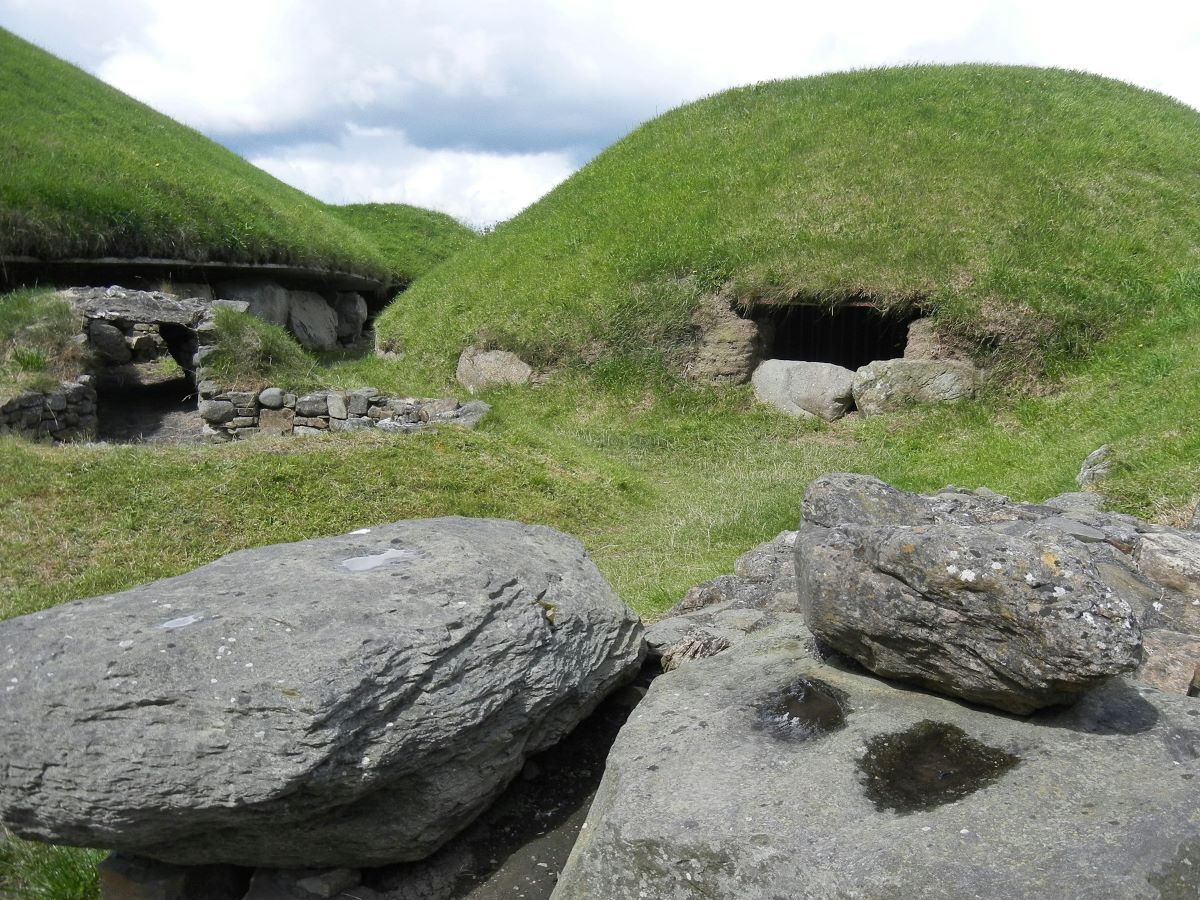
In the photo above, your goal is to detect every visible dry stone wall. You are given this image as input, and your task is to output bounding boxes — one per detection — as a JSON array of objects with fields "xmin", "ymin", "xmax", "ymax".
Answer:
[
  {"xmin": 197, "ymin": 383, "xmax": 489, "ymax": 441},
  {"xmin": 0, "ymin": 376, "xmax": 97, "ymax": 442}
]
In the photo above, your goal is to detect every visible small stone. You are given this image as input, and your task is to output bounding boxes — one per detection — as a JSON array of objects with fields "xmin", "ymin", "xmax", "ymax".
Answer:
[
  {"xmin": 455, "ymin": 346, "xmax": 533, "ymax": 393},
  {"xmin": 257, "ymin": 388, "xmax": 285, "ymax": 410},
  {"xmin": 257, "ymin": 408, "xmax": 294, "ymax": 436},
  {"xmin": 1076, "ymin": 445, "xmax": 1111, "ymax": 487},
  {"xmin": 293, "ymin": 426, "xmax": 324, "ymax": 436},
  {"xmin": 227, "ymin": 391, "xmax": 256, "ymax": 407},
  {"xmin": 346, "ymin": 388, "xmax": 379, "ymax": 417},
  {"xmin": 230, "ymin": 417, "xmax": 257, "ymax": 429},
  {"xmin": 198, "ymin": 400, "xmax": 235, "ymax": 425},
  {"xmin": 329, "ymin": 417, "xmax": 374, "ymax": 432},
  {"xmin": 88, "ymin": 320, "xmax": 132, "ymax": 364}
]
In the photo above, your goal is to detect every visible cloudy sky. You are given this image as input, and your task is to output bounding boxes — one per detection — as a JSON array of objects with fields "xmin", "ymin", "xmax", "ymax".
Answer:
[{"xmin": 3, "ymin": 1, "xmax": 1199, "ymax": 227}]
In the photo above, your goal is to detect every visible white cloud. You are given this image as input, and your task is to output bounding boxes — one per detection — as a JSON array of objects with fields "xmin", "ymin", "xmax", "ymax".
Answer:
[
  {"xmin": 3, "ymin": 0, "xmax": 1200, "ymax": 222},
  {"xmin": 251, "ymin": 127, "xmax": 574, "ymax": 227}
]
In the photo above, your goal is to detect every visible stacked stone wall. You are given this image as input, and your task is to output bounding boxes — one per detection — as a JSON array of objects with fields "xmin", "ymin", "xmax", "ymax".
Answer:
[
  {"xmin": 0, "ymin": 376, "xmax": 97, "ymax": 441},
  {"xmin": 197, "ymin": 384, "xmax": 488, "ymax": 441}
]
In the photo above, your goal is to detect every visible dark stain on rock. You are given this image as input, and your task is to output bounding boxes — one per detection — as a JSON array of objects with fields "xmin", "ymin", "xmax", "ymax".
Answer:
[
  {"xmin": 755, "ymin": 677, "xmax": 848, "ymax": 741},
  {"xmin": 1147, "ymin": 836, "xmax": 1200, "ymax": 899},
  {"xmin": 858, "ymin": 720, "xmax": 1019, "ymax": 813}
]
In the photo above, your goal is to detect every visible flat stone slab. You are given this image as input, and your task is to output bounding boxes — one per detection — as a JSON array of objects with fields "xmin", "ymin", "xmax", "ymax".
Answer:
[
  {"xmin": 0, "ymin": 518, "xmax": 644, "ymax": 868},
  {"xmin": 554, "ymin": 626, "xmax": 1200, "ymax": 900}
]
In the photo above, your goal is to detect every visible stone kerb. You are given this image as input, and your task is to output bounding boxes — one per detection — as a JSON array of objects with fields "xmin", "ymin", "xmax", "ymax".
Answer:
[{"xmin": 197, "ymin": 383, "xmax": 490, "ymax": 441}]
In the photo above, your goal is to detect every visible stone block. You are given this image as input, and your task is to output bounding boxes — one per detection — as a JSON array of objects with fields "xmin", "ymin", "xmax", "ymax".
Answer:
[
  {"xmin": 198, "ymin": 400, "xmax": 235, "ymax": 425},
  {"xmin": 257, "ymin": 408, "xmax": 294, "ymax": 436},
  {"xmin": 227, "ymin": 391, "xmax": 257, "ymax": 407},
  {"xmin": 295, "ymin": 394, "xmax": 328, "ymax": 417},
  {"xmin": 216, "ymin": 281, "xmax": 290, "ymax": 328},
  {"xmin": 293, "ymin": 425, "xmax": 324, "ymax": 436},
  {"xmin": 230, "ymin": 417, "xmax": 257, "ymax": 429},
  {"xmin": 287, "ymin": 292, "xmax": 339, "ymax": 350},
  {"xmin": 258, "ymin": 388, "xmax": 286, "ymax": 410},
  {"xmin": 325, "ymin": 392, "xmax": 347, "ymax": 420}
]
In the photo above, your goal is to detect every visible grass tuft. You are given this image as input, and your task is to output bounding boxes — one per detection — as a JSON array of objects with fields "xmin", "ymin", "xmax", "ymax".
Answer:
[
  {"xmin": 0, "ymin": 288, "xmax": 88, "ymax": 399},
  {"xmin": 202, "ymin": 308, "xmax": 318, "ymax": 390},
  {"xmin": 0, "ymin": 831, "xmax": 103, "ymax": 900}
]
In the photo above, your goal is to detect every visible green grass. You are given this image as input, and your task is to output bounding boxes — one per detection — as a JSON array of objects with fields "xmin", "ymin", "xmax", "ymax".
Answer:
[
  {"xmin": 0, "ymin": 288, "xmax": 87, "ymax": 400},
  {"xmin": 327, "ymin": 203, "xmax": 477, "ymax": 285},
  {"xmin": 202, "ymin": 308, "xmax": 320, "ymax": 390},
  {"xmin": 375, "ymin": 65, "xmax": 1200, "ymax": 387},
  {"xmin": 0, "ymin": 28, "xmax": 388, "ymax": 279},
  {"xmin": 0, "ymin": 830, "xmax": 103, "ymax": 899}
]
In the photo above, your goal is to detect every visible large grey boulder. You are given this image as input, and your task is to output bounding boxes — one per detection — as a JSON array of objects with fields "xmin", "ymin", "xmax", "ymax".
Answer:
[
  {"xmin": 797, "ymin": 475, "xmax": 1142, "ymax": 713},
  {"xmin": 0, "ymin": 518, "xmax": 644, "ymax": 868},
  {"xmin": 554, "ymin": 627, "xmax": 1200, "ymax": 900},
  {"xmin": 851, "ymin": 358, "xmax": 976, "ymax": 415},
  {"xmin": 750, "ymin": 360, "xmax": 855, "ymax": 421},
  {"xmin": 86, "ymin": 320, "xmax": 132, "ymax": 364},
  {"xmin": 287, "ymin": 292, "xmax": 339, "ymax": 350},
  {"xmin": 334, "ymin": 292, "xmax": 369, "ymax": 341},
  {"xmin": 215, "ymin": 281, "xmax": 291, "ymax": 328},
  {"xmin": 61, "ymin": 287, "xmax": 211, "ymax": 329},
  {"xmin": 455, "ymin": 346, "xmax": 533, "ymax": 393}
]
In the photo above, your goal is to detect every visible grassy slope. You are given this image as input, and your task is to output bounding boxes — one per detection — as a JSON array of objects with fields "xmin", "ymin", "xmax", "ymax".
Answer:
[
  {"xmin": 0, "ymin": 28, "xmax": 387, "ymax": 278},
  {"xmin": 376, "ymin": 65, "xmax": 1200, "ymax": 387},
  {"xmin": 327, "ymin": 203, "xmax": 477, "ymax": 284}
]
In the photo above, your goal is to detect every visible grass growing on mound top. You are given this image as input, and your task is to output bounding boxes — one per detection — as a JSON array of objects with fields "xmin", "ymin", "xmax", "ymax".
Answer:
[
  {"xmin": 375, "ymin": 65, "xmax": 1200, "ymax": 386},
  {"xmin": 0, "ymin": 288, "xmax": 88, "ymax": 400},
  {"xmin": 0, "ymin": 28, "xmax": 387, "ymax": 278},
  {"xmin": 327, "ymin": 203, "xmax": 478, "ymax": 284}
]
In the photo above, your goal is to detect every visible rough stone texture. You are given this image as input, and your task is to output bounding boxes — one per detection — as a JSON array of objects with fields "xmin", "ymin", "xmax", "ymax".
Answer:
[
  {"xmin": 61, "ymin": 287, "xmax": 211, "ymax": 329},
  {"xmin": 295, "ymin": 394, "xmax": 329, "ymax": 417},
  {"xmin": 257, "ymin": 408, "xmax": 295, "ymax": 436},
  {"xmin": 1135, "ymin": 531, "xmax": 1200, "ymax": 597},
  {"xmin": 0, "ymin": 376, "xmax": 97, "ymax": 443},
  {"xmin": 455, "ymin": 346, "xmax": 533, "ymax": 393},
  {"xmin": 0, "ymin": 518, "xmax": 644, "ymax": 868},
  {"xmin": 553, "ymin": 627, "xmax": 1200, "ymax": 900},
  {"xmin": 903, "ymin": 317, "xmax": 964, "ymax": 361},
  {"xmin": 851, "ymin": 358, "xmax": 976, "ymax": 415},
  {"xmin": 216, "ymin": 281, "xmax": 290, "ymax": 328},
  {"xmin": 688, "ymin": 297, "xmax": 765, "ymax": 383},
  {"xmin": 243, "ymin": 867, "xmax": 363, "ymax": 899},
  {"xmin": 326, "ymin": 392, "xmax": 348, "ymax": 420},
  {"xmin": 89, "ymin": 320, "xmax": 133, "ymax": 364},
  {"xmin": 1077, "ymin": 444, "xmax": 1112, "ymax": 487},
  {"xmin": 646, "ymin": 531, "xmax": 799, "ymax": 669},
  {"xmin": 750, "ymin": 360, "xmax": 855, "ymax": 421},
  {"xmin": 1140, "ymin": 630, "xmax": 1200, "ymax": 694},
  {"xmin": 288, "ymin": 292, "xmax": 340, "ymax": 351},
  {"xmin": 797, "ymin": 475, "xmax": 1142, "ymax": 713},
  {"xmin": 334, "ymin": 293, "xmax": 369, "ymax": 341}
]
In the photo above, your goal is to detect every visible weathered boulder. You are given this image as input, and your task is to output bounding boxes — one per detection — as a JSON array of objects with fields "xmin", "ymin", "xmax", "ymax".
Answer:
[
  {"xmin": 1077, "ymin": 444, "xmax": 1112, "ymax": 487},
  {"xmin": 334, "ymin": 292, "xmax": 369, "ymax": 340},
  {"xmin": 1135, "ymin": 531, "xmax": 1200, "ymax": 597},
  {"xmin": 455, "ymin": 346, "xmax": 533, "ymax": 393},
  {"xmin": 851, "ymin": 358, "xmax": 976, "ymax": 415},
  {"xmin": 87, "ymin": 320, "xmax": 132, "ymax": 364},
  {"xmin": 554, "ymin": 627, "xmax": 1200, "ymax": 900},
  {"xmin": 287, "ymin": 292, "xmax": 339, "ymax": 350},
  {"xmin": 797, "ymin": 475, "xmax": 1142, "ymax": 713},
  {"xmin": 0, "ymin": 518, "xmax": 644, "ymax": 868},
  {"xmin": 688, "ymin": 297, "xmax": 764, "ymax": 383},
  {"xmin": 750, "ymin": 360, "xmax": 855, "ymax": 421},
  {"xmin": 216, "ymin": 281, "xmax": 290, "ymax": 328}
]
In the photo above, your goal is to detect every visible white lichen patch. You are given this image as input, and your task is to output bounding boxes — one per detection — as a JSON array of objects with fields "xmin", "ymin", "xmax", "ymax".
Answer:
[
  {"xmin": 946, "ymin": 564, "xmax": 960, "ymax": 575},
  {"xmin": 958, "ymin": 569, "xmax": 977, "ymax": 583}
]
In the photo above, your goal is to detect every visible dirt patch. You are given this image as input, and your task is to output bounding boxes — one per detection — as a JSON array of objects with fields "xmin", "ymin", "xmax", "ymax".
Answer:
[{"xmin": 94, "ymin": 363, "xmax": 202, "ymax": 444}]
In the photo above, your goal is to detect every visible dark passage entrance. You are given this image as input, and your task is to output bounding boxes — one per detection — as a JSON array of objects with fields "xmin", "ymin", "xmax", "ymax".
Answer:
[
  {"xmin": 95, "ymin": 365, "xmax": 202, "ymax": 443},
  {"xmin": 755, "ymin": 303, "xmax": 918, "ymax": 371}
]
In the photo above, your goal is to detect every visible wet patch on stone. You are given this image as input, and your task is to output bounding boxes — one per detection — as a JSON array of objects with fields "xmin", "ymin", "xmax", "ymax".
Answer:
[
  {"xmin": 858, "ymin": 720, "xmax": 1019, "ymax": 813},
  {"xmin": 754, "ymin": 677, "xmax": 848, "ymax": 742}
]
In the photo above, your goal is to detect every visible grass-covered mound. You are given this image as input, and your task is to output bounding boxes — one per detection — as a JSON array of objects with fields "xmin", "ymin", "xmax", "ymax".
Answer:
[
  {"xmin": 0, "ymin": 28, "xmax": 388, "ymax": 279},
  {"xmin": 327, "ymin": 203, "xmax": 477, "ymax": 285},
  {"xmin": 0, "ymin": 289, "xmax": 87, "ymax": 399},
  {"xmin": 376, "ymin": 65, "xmax": 1200, "ymax": 386}
]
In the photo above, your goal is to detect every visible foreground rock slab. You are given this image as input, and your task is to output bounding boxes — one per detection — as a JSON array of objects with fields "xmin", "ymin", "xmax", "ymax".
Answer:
[
  {"xmin": 0, "ymin": 518, "xmax": 644, "ymax": 868},
  {"xmin": 797, "ymin": 474, "xmax": 1143, "ymax": 713},
  {"xmin": 554, "ymin": 627, "xmax": 1200, "ymax": 900}
]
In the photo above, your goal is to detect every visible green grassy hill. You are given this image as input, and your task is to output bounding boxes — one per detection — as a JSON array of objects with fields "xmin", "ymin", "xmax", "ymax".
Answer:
[
  {"xmin": 0, "ymin": 28, "xmax": 388, "ymax": 278},
  {"xmin": 327, "ymin": 203, "xmax": 477, "ymax": 284},
  {"xmin": 376, "ymin": 65, "xmax": 1200, "ymax": 386}
]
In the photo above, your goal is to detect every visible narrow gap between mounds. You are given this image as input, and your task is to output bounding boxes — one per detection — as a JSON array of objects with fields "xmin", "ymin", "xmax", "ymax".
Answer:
[
  {"xmin": 363, "ymin": 660, "xmax": 659, "ymax": 900},
  {"xmin": 750, "ymin": 301, "xmax": 919, "ymax": 372}
]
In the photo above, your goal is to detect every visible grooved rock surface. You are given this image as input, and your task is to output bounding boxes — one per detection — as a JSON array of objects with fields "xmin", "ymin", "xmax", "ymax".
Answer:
[
  {"xmin": 796, "ymin": 474, "xmax": 1143, "ymax": 713},
  {"xmin": 751, "ymin": 360, "xmax": 855, "ymax": 421},
  {"xmin": 455, "ymin": 347, "xmax": 533, "ymax": 393},
  {"xmin": 851, "ymin": 358, "xmax": 976, "ymax": 415},
  {"xmin": 553, "ymin": 627, "xmax": 1200, "ymax": 900},
  {"xmin": 0, "ymin": 518, "xmax": 644, "ymax": 868}
]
